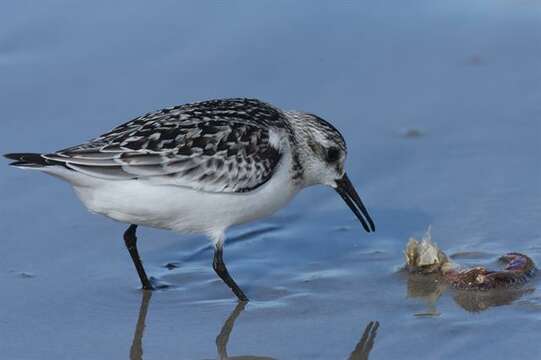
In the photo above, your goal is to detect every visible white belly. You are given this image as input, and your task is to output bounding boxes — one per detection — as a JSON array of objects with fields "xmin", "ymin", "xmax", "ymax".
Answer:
[{"xmin": 70, "ymin": 158, "xmax": 299, "ymax": 236}]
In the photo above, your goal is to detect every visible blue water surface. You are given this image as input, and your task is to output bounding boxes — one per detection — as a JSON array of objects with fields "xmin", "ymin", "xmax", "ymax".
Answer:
[{"xmin": 1, "ymin": 1, "xmax": 540, "ymax": 359}]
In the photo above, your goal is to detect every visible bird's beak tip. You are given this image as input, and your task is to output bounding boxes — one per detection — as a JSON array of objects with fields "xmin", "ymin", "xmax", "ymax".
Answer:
[{"xmin": 335, "ymin": 174, "xmax": 375, "ymax": 233}]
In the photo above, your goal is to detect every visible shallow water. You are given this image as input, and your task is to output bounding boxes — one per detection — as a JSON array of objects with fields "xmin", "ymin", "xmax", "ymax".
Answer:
[{"xmin": 1, "ymin": 1, "xmax": 541, "ymax": 359}]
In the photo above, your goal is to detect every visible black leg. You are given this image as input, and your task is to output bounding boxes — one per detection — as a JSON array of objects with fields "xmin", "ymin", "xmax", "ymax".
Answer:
[
  {"xmin": 213, "ymin": 246, "xmax": 248, "ymax": 302},
  {"xmin": 123, "ymin": 225, "xmax": 154, "ymax": 290}
]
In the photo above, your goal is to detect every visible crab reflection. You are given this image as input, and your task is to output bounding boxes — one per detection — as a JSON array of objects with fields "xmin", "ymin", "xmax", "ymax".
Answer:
[
  {"xmin": 129, "ymin": 292, "xmax": 379, "ymax": 359},
  {"xmin": 406, "ymin": 272, "xmax": 534, "ymax": 314}
]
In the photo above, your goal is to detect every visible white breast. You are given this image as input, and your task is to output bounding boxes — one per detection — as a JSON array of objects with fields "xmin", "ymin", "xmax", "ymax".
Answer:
[{"xmin": 69, "ymin": 150, "xmax": 299, "ymax": 236}]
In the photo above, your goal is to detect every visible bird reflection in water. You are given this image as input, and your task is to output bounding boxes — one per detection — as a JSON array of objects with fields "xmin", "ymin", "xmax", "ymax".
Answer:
[
  {"xmin": 129, "ymin": 292, "xmax": 380, "ymax": 360},
  {"xmin": 213, "ymin": 301, "xmax": 274, "ymax": 360},
  {"xmin": 347, "ymin": 320, "xmax": 379, "ymax": 360},
  {"xmin": 130, "ymin": 290, "xmax": 152, "ymax": 360},
  {"xmin": 406, "ymin": 272, "xmax": 534, "ymax": 315}
]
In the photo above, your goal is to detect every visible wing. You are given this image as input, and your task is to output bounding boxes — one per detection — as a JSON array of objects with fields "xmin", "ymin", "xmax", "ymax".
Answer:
[{"xmin": 44, "ymin": 98, "xmax": 287, "ymax": 193}]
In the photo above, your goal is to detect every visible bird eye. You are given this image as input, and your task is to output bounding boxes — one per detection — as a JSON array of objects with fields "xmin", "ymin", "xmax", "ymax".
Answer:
[{"xmin": 326, "ymin": 147, "xmax": 340, "ymax": 162}]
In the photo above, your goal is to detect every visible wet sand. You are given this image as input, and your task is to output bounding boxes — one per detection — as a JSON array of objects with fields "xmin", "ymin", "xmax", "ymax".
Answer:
[{"xmin": 1, "ymin": 1, "xmax": 541, "ymax": 359}]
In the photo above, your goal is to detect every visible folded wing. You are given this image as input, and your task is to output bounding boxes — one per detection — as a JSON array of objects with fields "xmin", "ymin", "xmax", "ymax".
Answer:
[{"xmin": 44, "ymin": 99, "xmax": 285, "ymax": 193}]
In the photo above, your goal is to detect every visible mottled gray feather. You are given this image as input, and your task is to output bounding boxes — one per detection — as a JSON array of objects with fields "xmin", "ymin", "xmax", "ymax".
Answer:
[{"xmin": 46, "ymin": 98, "xmax": 286, "ymax": 193}]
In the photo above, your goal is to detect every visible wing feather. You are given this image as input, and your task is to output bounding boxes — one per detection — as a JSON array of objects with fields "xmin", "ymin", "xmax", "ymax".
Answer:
[
  {"xmin": 50, "ymin": 99, "xmax": 287, "ymax": 192},
  {"xmin": 65, "ymin": 163, "xmax": 135, "ymax": 180}
]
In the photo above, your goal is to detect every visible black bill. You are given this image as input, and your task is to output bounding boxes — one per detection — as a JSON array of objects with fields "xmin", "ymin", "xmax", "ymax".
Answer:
[{"xmin": 335, "ymin": 173, "xmax": 375, "ymax": 233}]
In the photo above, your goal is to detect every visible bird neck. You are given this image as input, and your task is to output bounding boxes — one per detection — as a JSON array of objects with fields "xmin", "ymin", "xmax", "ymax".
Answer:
[{"xmin": 284, "ymin": 111, "xmax": 324, "ymax": 188}]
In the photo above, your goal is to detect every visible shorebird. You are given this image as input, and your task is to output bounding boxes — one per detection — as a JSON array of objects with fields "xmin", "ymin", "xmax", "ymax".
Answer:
[{"xmin": 4, "ymin": 98, "xmax": 375, "ymax": 301}]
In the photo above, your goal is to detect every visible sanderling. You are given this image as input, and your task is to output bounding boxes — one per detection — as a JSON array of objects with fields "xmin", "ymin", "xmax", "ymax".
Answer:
[{"xmin": 5, "ymin": 98, "xmax": 375, "ymax": 301}]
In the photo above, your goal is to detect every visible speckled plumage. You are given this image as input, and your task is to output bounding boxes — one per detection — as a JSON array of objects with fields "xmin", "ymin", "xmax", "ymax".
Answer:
[{"xmin": 43, "ymin": 98, "xmax": 293, "ymax": 193}]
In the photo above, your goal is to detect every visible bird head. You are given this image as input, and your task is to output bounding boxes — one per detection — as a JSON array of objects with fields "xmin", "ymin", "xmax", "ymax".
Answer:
[{"xmin": 286, "ymin": 111, "xmax": 375, "ymax": 233}]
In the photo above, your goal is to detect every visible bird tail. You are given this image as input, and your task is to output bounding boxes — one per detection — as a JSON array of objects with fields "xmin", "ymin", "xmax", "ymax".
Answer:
[{"xmin": 4, "ymin": 153, "xmax": 58, "ymax": 168}]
